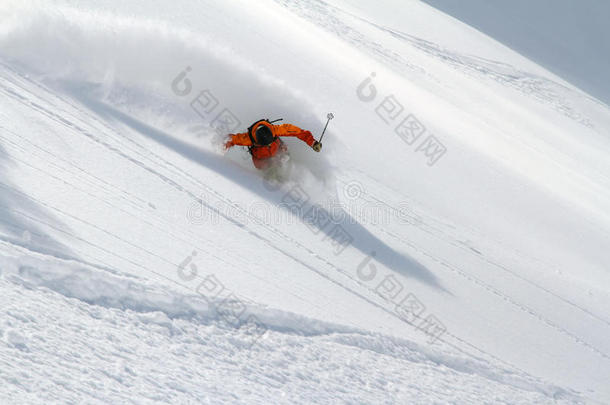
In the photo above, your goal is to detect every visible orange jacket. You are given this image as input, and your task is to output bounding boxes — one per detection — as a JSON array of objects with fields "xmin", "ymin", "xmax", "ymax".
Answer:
[{"xmin": 225, "ymin": 122, "xmax": 315, "ymax": 158}]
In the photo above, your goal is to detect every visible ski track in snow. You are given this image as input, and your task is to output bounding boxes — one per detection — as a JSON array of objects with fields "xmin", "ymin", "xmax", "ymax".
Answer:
[
  {"xmin": 0, "ymin": 241, "xmax": 578, "ymax": 404},
  {"xmin": 333, "ymin": 179, "xmax": 610, "ymax": 359},
  {"xmin": 337, "ymin": 173, "xmax": 610, "ymax": 330},
  {"xmin": 275, "ymin": 0, "xmax": 599, "ymax": 128}
]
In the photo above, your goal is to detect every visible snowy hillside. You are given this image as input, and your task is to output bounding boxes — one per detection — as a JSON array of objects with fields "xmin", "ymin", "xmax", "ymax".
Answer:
[
  {"xmin": 1, "ymin": 0, "xmax": 609, "ymax": 403},
  {"xmin": 422, "ymin": 0, "xmax": 610, "ymax": 105}
]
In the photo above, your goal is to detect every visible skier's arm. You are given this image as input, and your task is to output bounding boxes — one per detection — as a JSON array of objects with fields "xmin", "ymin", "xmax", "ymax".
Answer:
[
  {"xmin": 225, "ymin": 132, "xmax": 252, "ymax": 149},
  {"xmin": 272, "ymin": 124, "xmax": 316, "ymax": 147}
]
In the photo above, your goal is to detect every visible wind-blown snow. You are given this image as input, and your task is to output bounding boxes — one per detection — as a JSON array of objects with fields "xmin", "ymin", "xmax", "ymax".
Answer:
[{"xmin": 1, "ymin": 0, "xmax": 609, "ymax": 403}]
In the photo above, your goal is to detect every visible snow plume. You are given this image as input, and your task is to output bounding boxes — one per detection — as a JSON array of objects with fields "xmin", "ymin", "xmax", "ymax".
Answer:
[
  {"xmin": 0, "ymin": 3, "xmax": 288, "ymax": 103},
  {"xmin": 0, "ymin": 1, "xmax": 335, "ymax": 188}
]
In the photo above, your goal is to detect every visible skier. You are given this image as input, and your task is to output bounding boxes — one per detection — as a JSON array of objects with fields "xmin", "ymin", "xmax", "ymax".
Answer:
[{"xmin": 224, "ymin": 119, "xmax": 322, "ymax": 170}]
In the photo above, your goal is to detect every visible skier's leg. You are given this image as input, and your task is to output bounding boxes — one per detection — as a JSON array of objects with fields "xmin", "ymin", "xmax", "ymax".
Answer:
[{"xmin": 253, "ymin": 156, "xmax": 271, "ymax": 170}]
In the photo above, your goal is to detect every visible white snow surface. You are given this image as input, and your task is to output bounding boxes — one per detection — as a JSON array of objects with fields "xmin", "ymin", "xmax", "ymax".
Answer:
[{"xmin": 1, "ymin": 0, "xmax": 609, "ymax": 403}]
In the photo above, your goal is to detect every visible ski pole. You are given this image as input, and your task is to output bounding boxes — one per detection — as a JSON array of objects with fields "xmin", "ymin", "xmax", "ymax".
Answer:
[{"xmin": 319, "ymin": 113, "xmax": 334, "ymax": 142}]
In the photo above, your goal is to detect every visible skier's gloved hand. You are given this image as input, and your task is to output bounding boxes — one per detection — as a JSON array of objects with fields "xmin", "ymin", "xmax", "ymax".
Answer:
[
  {"xmin": 312, "ymin": 141, "xmax": 322, "ymax": 152},
  {"xmin": 224, "ymin": 137, "xmax": 235, "ymax": 150}
]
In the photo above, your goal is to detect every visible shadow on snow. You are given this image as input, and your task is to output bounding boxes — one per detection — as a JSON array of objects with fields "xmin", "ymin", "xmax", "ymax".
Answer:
[{"xmin": 83, "ymin": 96, "xmax": 446, "ymax": 291}]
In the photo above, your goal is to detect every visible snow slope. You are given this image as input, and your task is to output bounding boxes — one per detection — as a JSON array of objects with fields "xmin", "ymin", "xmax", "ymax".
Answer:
[
  {"xmin": 422, "ymin": 0, "xmax": 610, "ymax": 105},
  {"xmin": 1, "ymin": 0, "xmax": 609, "ymax": 403}
]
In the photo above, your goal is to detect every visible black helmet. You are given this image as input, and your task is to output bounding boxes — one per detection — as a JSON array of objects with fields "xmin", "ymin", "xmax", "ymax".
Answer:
[{"xmin": 255, "ymin": 124, "xmax": 274, "ymax": 145}]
